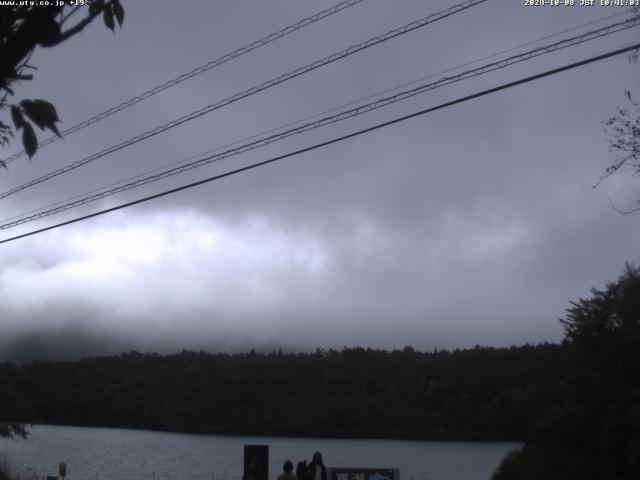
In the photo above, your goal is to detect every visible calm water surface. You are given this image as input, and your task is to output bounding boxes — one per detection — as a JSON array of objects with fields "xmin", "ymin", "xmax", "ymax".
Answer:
[{"xmin": 0, "ymin": 425, "xmax": 518, "ymax": 480}]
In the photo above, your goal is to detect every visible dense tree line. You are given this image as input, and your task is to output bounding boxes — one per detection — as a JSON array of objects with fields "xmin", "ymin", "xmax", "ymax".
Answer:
[
  {"xmin": 0, "ymin": 343, "xmax": 567, "ymax": 441},
  {"xmin": 2, "ymin": 266, "xmax": 637, "ymax": 478},
  {"xmin": 493, "ymin": 265, "xmax": 640, "ymax": 480}
]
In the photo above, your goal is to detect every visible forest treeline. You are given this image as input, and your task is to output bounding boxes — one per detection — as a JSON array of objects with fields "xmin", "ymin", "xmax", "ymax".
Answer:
[
  {"xmin": 0, "ymin": 343, "xmax": 567, "ymax": 441},
  {"xmin": 2, "ymin": 265, "xmax": 638, "ymax": 479},
  {"xmin": 491, "ymin": 265, "xmax": 640, "ymax": 479}
]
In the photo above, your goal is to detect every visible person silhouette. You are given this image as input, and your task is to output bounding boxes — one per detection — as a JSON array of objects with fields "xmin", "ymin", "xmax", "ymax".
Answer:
[
  {"xmin": 278, "ymin": 460, "xmax": 299, "ymax": 480},
  {"xmin": 307, "ymin": 452, "xmax": 327, "ymax": 480},
  {"xmin": 296, "ymin": 460, "xmax": 309, "ymax": 480}
]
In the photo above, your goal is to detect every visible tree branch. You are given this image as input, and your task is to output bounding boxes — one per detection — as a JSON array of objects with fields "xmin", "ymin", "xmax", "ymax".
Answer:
[
  {"xmin": 0, "ymin": 7, "xmax": 61, "ymax": 80},
  {"xmin": 60, "ymin": 5, "xmax": 82, "ymax": 26},
  {"xmin": 55, "ymin": 1, "xmax": 111, "ymax": 45}
]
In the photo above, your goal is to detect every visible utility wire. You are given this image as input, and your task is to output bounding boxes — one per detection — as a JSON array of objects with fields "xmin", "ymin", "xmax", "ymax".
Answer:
[
  {"xmin": 1, "ymin": 42, "xmax": 637, "ymax": 246},
  {"xmin": 1, "ymin": 7, "xmax": 628, "ymax": 227},
  {"xmin": 2, "ymin": 8, "xmax": 627, "ymax": 226},
  {"xmin": 5, "ymin": 14, "xmax": 630, "ymax": 228},
  {"xmin": 1, "ymin": 0, "xmax": 367, "ymax": 165},
  {"xmin": 2, "ymin": 14, "xmax": 637, "ymax": 230},
  {"xmin": 0, "ymin": 0, "xmax": 489, "ymax": 201}
]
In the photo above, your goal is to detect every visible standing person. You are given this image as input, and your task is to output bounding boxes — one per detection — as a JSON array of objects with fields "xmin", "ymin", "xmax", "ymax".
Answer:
[
  {"xmin": 296, "ymin": 460, "xmax": 309, "ymax": 480},
  {"xmin": 278, "ymin": 460, "xmax": 299, "ymax": 480},
  {"xmin": 307, "ymin": 452, "xmax": 327, "ymax": 480}
]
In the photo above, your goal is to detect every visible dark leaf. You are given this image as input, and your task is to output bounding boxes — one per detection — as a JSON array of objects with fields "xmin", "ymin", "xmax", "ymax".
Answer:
[
  {"xmin": 113, "ymin": 0, "xmax": 124, "ymax": 27},
  {"xmin": 10, "ymin": 105, "xmax": 24, "ymax": 130},
  {"xmin": 19, "ymin": 100, "xmax": 41, "ymax": 128},
  {"xmin": 48, "ymin": 123, "xmax": 61, "ymax": 138},
  {"xmin": 89, "ymin": 0, "xmax": 105, "ymax": 16},
  {"xmin": 35, "ymin": 99, "xmax": 60, "ymax": 123},
  {"xmin": 22, "ymin": 122, "xmax": 37, "ymax": 158},
  {"xmin": 0, "ymin": 160, "xmax": 6, "ymax": 170},
  {"xmin": 103, "ymin": 5, "xmax": 115, "ymax": 31},
  {"xmin": 20, "ymin": 99, "xmax": 61, "ymax": 137}
]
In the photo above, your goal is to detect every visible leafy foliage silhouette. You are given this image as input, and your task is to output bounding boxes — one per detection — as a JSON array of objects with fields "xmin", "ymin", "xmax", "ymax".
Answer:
[
  {"xmin": 493, "ymin": 265, "xmax": 640, "ymax": 480},
  {"xmin": 597, "ymin": 39, "xmax": 640, "ymax": 213},
  {"xmin": 0, "ymin": 0, "xmax": 124, "ymax": 166},
  {"xmin": 0, "ymin": 0, "xmax": 124, "ymax": 438}
]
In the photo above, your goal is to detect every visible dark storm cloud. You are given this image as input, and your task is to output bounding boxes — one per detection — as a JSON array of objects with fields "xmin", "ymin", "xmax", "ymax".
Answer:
[{"xmin": 1, "ymin": 0, "xmax": 639, "ymax": 361}]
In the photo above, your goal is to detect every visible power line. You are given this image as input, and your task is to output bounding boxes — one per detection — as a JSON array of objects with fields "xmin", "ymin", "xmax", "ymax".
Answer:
[
  {"xmin": 0, "ymin": 0, "xmax": 490, "ymax": 201},
  {"xmin": 1, "ymin": 42, "xmax": 637, "ymax": 246},
  {"xmin": 1, "ymin": 0, "xmax": 367, "ymax": 165},
  {"xmin": 2, "ymin": 8, "xmax": 628, "ymax": 228},
  {"xmin": 4, "ymin": 8, "xmax": 628, "ymax": 227},
  {"xmin": 3, "ymin": 14, "xmax": 636, "ymax": 228},
  {"xmin": 2, "ymin": 14, "xmax": 637, "ymax": 229}
]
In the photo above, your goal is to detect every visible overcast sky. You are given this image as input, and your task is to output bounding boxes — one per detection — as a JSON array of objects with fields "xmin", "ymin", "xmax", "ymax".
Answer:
[{"xmin": 0, "ymin": 0, "xmax": 639, "ymax": 361}]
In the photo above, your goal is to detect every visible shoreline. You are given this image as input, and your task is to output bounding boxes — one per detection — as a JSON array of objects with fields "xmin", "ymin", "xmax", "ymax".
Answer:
[{"xmin": 16, "ymin": 423, "xmax": 524, "ymax": 444}]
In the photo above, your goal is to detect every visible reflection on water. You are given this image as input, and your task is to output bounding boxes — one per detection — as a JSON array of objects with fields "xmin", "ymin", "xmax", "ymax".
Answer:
[{"xmin": 0, "ymin": 425, "xmax": 518, "ymax": 480}]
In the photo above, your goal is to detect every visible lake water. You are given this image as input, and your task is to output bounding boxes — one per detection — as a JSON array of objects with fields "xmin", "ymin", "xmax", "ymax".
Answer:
[{"xmin": 0, "ymin": 425, "xmax": 518, "ymax": 480}]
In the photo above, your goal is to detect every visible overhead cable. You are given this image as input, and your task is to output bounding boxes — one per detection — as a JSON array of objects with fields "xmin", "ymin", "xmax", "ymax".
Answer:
[
  {"xmin": 2, "ymin": 14, "xmax": 638, "ymax": 229},
  {"xmin": 1, "ymin": 42, "xmax": 637, "ymax": 245},
  {"xmin": 4, "ymin": 7, "xmax": 624, "ymax": 227},
  {"xmin": 0, "ymin": 0, "xmax": 490, "ymax": 200},
  {"xmin": 1, "ymin": 0, "xmax": 367, "ymax": 165}
]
